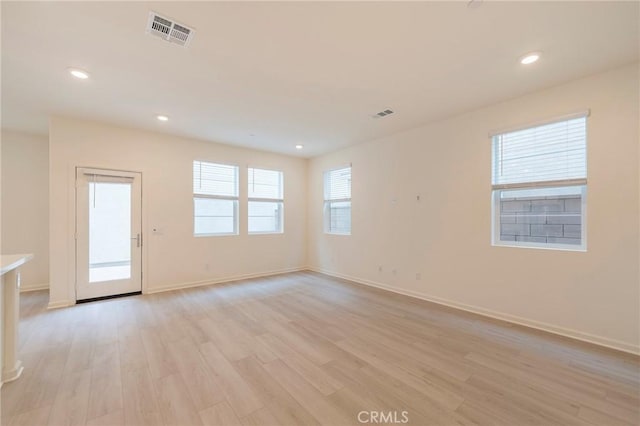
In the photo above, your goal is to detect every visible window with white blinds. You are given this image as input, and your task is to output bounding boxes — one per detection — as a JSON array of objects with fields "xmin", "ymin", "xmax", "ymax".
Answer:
[
  {"xmin": 248, "ymin": 168, "xmax": 283, "ymax": 234},
  {"xmin": 491, "ymin": 114, "xmax": 587, "ymax": 250},
  {"xmin": 492, "ymin": 116, "xmax": 587, "ymax": 188},
  {"xmin": 324, "ymin": 166, "xmax": 351, "ymax": 235},
  {"xmin": 193, "ymin": 161, "xmax": 239, "ymax": 236}
]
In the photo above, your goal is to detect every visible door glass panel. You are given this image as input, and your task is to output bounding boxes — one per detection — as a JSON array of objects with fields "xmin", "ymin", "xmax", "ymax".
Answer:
[{"xmin": 89, "ymin": 182, "xmax": 132, "ymax": 282}]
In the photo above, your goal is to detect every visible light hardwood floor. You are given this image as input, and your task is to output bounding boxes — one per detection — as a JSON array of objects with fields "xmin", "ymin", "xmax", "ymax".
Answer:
[{"xmin": 1, "ymin": 271, "xmax": 638, "ymax": 426}]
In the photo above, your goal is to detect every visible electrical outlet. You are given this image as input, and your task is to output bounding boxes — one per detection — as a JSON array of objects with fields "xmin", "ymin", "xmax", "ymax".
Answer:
[{"xmin": 378, "ymin": 266, "xmax": 383, "ymax": 272}]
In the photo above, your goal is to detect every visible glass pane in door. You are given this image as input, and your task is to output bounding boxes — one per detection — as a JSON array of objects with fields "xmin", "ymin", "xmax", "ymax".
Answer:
[{"xmin": 89, "ymin": 182, "xmax": 132, "ymax": 282}]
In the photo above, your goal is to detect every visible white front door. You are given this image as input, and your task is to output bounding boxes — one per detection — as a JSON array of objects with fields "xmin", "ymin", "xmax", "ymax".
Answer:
[{"xmin": 76, "ymin": 168, "xmax": 142, "ymax": 301}]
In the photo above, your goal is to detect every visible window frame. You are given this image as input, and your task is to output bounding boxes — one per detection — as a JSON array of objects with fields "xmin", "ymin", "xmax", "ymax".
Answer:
[
  {"xmin": 323, "ymin": 165, "xmax": 352, "ymax": 236},
  {"xmin": 490, "ymin": 113, "xmax": 588, "ymax": 251},
  {"xmin": 247, "ymin": 167, "xmax": 284, "ymax": 235},
  {"xmin": 193, "ymin": 160, "xmax": 240, "ymax": 237},
  {"xmin": 491, "ymin": 185, "xmax": 587, "ymax": 252}
]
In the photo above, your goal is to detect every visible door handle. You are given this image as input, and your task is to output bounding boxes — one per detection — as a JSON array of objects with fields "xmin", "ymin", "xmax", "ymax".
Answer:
[{"xmin": 132, "ymin": 233, "xmax": 141, "ymax": 248}]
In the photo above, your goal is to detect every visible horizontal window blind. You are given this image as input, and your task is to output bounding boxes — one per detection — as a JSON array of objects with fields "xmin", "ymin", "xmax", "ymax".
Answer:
[
  {"xmin": 323, "ymin": 166, "xmax": 351, "ymax": 235},
  {"xmin": 492, "ymin": 117, "xmax": 586, "ymax": 187},
  {"xmin": 193, "ymin": 161, "xmax": 238, "ymax": 236},
  {"xmin": 248, "ymin": 168, "xmax": 283, "ymax": 200},
  {"xmin": 491, "ymin": 114, "xmax": 587, "ymax": 251},
  {"xmin": 324, "ymin": 167, "xmax": 351, "ymax": 201},
  {"xmin": 193, "ymin": 161, "xmax": 238, "ymax": 197}
]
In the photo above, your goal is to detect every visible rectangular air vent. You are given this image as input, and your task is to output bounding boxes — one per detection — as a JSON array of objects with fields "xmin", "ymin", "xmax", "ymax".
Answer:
[
  {"xmin": 372, "ymin": 109, "xmax": 394, "ymax": 119},
  {"xmin": 146, "ymin": 12, "xmax": 195, "ymax": 47}
]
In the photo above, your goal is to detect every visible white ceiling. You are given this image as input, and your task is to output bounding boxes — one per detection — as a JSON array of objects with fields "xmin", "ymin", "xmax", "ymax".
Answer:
[{"xmin": 2, "ymin": 1, "xmax": 638, "ymax": 157}]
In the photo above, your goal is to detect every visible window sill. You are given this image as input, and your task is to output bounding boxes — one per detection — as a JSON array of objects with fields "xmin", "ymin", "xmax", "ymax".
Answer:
[
  {"xmin": 492, "ymin": 241, "xmax": 586, "ymax": 252},
  {"xmin": 194, "ymin": 233, "xmax": 239, "ymax": 237}
]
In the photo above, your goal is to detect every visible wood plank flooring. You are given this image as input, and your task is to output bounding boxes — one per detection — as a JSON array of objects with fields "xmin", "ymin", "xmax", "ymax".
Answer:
[{"xmin": 1, "ymin": 271, "xmax": 638, "ymax": 426}]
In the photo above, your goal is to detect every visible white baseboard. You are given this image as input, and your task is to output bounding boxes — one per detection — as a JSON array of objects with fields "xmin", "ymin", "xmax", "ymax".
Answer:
[
  {"xmin": 145, "ymin": 266, "xmax": 307, "ymax": 295},
  {"xmin": 47, "ymin": 299, "xmax": 74, "ymax": 309},
  {"xmin": 20, "ymin": 283, "xmax": 49, "ymax": 293},
  {"xmin": 308, "ymin": 267, "xmax": 640, "ymax": 356}
]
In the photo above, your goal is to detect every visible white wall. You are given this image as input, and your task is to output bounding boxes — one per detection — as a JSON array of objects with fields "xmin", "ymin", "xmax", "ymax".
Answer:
[
  {"xmin": 1, "ymin": 130, "xmax": 49, "ymax": 290},
  {"xmin": 49, "ymin": 117, "xmax": 307, "ymax": 307},
  {"xmin": 308, "ymin": 64, "xmax": 640, "ymax": 354}
]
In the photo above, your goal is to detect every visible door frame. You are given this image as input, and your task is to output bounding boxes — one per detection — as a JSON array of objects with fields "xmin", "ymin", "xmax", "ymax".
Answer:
[{"xmin": 74, "ymin": 166, "xmax": 145, "ymax": 302}]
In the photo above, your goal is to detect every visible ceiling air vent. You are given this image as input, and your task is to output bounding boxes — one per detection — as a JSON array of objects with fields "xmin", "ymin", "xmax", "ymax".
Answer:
[
  {"xmin": 372, "ymin": 109, "xmax": 394, "ymax": 119},
  {"xmin": 146, "ymin": 12, "xmax": 195, "ymax": 47}
]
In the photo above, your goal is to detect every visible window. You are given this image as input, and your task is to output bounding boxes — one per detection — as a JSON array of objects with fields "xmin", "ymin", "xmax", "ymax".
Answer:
[
  {"xmin": 248, "ymin": 168, "xmax": 284, "ymax": 234},
  {"xmin": 193, "ymin": 161, "xmax": 239, "ymax": 236},
  {"xmin": 324, "ymin": 166, "xmax": 351, "ymax": 235},
  {"xmin": 491, "ymin": 113, "xmax": 587, "ymax": 250}
]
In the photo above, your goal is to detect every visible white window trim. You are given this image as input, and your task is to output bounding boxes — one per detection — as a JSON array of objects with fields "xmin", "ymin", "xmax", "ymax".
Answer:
[
  {"xmin": 323, "ymin": 164, "xmax": 352, "ymax": 236},
  {"xmin": 248, "ymin": 167, "xmax": 284, "ymax": 235},
  {"xmin": 490, "ymin": 113, "xmax": 588, "ymax": 251},
  {"xmin": 193, "ymin": 160, "xmax": 240, "ymax": 237}
]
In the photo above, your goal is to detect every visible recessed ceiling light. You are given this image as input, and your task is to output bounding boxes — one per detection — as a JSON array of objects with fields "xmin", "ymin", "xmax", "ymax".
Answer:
[
  {"xmin": 520, "ymin": 52, "xmax": 541, "ymax": 65},
  {"xmin": 157, "ymin": 115, "xmax": 169, "ymax": 121},
  {"xmin": 295, "ymin": 144, "xmax": 303, "ymax": 150},
  {"xmin": 68, "ymin": 68, "xmax": 89, "ymax": 79}
]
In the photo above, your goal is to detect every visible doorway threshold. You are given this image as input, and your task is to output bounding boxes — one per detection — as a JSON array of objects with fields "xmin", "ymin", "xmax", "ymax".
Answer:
[{"xmin": 76, "ymin": 291, "xmax": 142, "ymax": 304}]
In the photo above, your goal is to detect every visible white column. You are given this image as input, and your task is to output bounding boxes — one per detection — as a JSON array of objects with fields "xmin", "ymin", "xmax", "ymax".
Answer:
[
  {"xmin": 0, "ymin": 254, "xmax": 33, "ymax": 386},
  {"xmin": 1, "ymin": 268, "xmax": 22, "ymax": 383}
]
